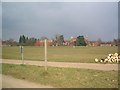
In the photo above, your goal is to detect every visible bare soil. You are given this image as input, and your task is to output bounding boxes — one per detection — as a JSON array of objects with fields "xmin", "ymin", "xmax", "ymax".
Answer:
[
  {"xmin": 2, "ymin": 59, "xmax": 118, "ymax": 71},
  {"xmin": 2, "ymin": 74, "xmax": 53, "ymax": 88}
]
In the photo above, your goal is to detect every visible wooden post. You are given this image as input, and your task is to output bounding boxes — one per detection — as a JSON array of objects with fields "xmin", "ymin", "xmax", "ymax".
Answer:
[
  {"xmin": 45, "ymin": 39, "xmax": 47, "ymax": 70},
  {"xmin": 20, "ymin": 46, "xmax": 24, "ymax": 64},
  {"xmin": 21, "ymin": 46, "xmax": 24, "ymax": 64}
]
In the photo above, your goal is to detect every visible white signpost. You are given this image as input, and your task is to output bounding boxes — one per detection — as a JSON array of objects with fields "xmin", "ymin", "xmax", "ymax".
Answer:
[
  {"xmin": 20, "ymin": 46, "xmax": 24, "ymax": 64},
  {"xmin": 44, "ymin": 39, "xmax": 47, "ymax": 70}
]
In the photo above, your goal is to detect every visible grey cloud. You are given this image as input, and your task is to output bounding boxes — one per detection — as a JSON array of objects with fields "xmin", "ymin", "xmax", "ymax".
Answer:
[{"xmin": 2, "ymin": 2, "xmax": 118, "ymax": 41}]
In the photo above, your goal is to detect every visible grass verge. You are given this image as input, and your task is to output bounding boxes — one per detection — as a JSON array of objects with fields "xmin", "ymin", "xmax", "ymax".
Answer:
[{"xmin": 2, "ymin": 64, "xmax": 118, "ymax": 88}]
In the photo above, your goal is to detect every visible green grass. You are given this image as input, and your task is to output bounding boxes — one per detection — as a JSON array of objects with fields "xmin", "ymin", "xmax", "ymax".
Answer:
[
  {"xmin": 2, "ymin": 46, "xmax": 118, "ymax": 63},
  {"xmin": 2, "ymin": 64, "xmax": 118, "ymax": 88},
  {"xmin": 0, "ymin": 64, "xmax": 2, "ymax": 74}
]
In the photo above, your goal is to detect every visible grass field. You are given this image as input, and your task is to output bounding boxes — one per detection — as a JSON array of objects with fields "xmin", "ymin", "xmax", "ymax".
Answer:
[
  {"xmin": 2, "ymin": 46, "xmax": 118, "ymax": 63},
  {"xmin": 2, "ymin": 64, "xmax": 118, "ymax": 88}
]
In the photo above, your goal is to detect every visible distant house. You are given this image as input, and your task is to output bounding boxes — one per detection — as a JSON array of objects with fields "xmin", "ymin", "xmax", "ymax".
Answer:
[
  {"xmin": 34, "ymin": 40, "xmax": 53, "ymax": 46},
  {"xmin": 34, "ymin": 37, "xmax": 114, "ymax": 47},
  {"xmin": 47, "ymin": 40, "xmax": 53, "ymax": 46},
  {"xmin": 70, "ymin": 37, "xmax": 77, "ymax": 46},
  {"xmin": 35, "ymin": 40, "xmax": 42, "ymax": 46},
  {"xmin": 89, "ymin": 41, "xmax": 99, "ymax": 46},
  {"xmin": 100, "ymin": 42, "xmax": 112, "ymax": 46},
  {"xmin": 63, "ymin": 40, "xmax": 70, "ymax": 46},
  {"xmin": 89, "ymin": 41, "xmax": 113, "ymax": 47}
]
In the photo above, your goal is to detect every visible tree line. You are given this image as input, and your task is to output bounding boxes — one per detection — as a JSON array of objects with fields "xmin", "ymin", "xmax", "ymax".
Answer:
[
  {"xmin": 19, "ymin": 35, "xmax": 37, "ymax": 46},
  {"xmin": 2, "ymin": 34, "xmax": 119, "ymax": 46},
  {"xmin": 18, "ymin": 34, "xmax": 87, "ymax": 46}
]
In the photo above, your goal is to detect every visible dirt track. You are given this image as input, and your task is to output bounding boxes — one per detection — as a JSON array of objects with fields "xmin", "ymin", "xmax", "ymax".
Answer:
[
  {"xmin": 2, "ymin": 74, "xmax": 53, "ymax": 88},
  {"xmin": 2, "ymin": 59, "xmax": 118, "ymax": 71}
]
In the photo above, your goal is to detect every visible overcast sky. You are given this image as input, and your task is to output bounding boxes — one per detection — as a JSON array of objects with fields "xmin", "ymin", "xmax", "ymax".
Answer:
[
  {"xmin": 2, "ymin": 2, "xmax": 118, "ymax": 41},
  {"xmin": 0, "ymin": 2, "xmax": 2, "ymax": 40}
]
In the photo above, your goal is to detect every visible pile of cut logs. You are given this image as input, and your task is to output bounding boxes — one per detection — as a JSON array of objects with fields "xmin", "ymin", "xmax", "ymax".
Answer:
[{"xmin": 95, "ymin": 53, "xmax": 120, "ymax": 63}]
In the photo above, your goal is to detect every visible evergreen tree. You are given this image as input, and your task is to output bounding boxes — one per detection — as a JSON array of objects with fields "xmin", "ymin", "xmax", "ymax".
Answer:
[
  {"xmin": 26, "ymin": 37, "xmax": 29, "ymax": 41},
  {"xmin": 22, "ymin": 35, "xmax": 26, "ymax": 43},
  {"xmin": 19, "ymin": 35, "xmax": 22, "ymax": 44},
  {"xmin": 76, "ymin": 36, "xmax": 87, "ymax": 46},
  {"xmin": 19, "ymin": 35, "xmax": 26, "ymax": 45},
  {"xmin": 59, "ymin": 35, "xmax": 64, "ymax": 46}
]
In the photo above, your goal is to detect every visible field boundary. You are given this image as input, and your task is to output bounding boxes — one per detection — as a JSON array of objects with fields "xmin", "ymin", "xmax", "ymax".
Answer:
[{"xmin": 2, "ymin": 59, "xmax": 118, "ymax": 71}]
